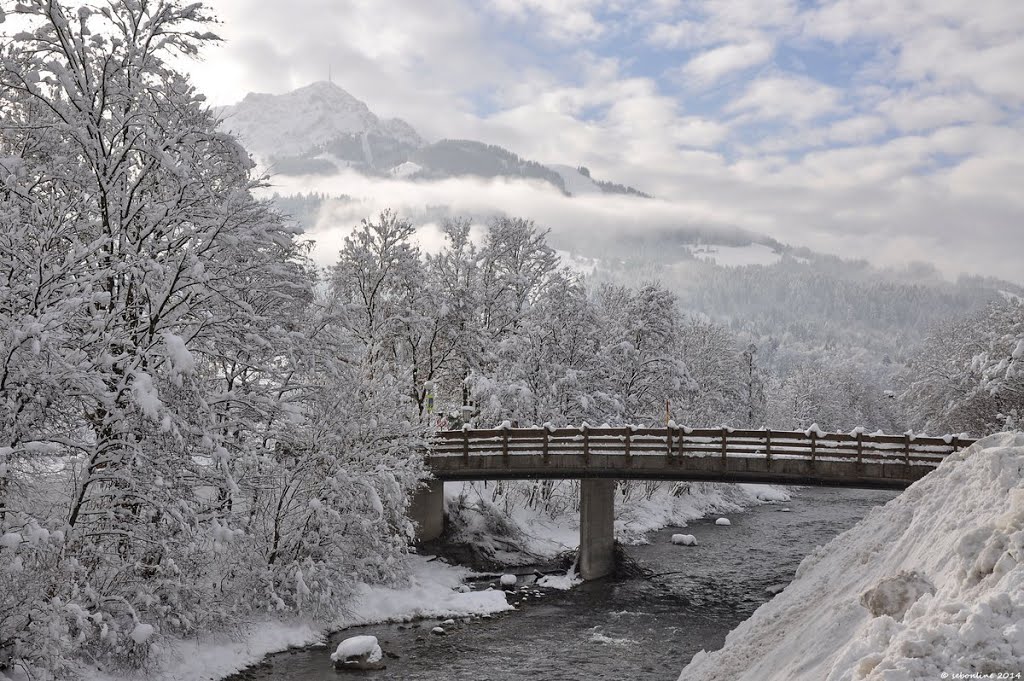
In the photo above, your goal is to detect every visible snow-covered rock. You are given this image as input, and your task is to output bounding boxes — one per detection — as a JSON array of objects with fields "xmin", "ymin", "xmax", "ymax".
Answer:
[
  {"xmin": 672, "ymin": 534, "xmax": 698, "ymax": 546},
  {"xmin": 679, "ymin": 432, "xmax": 1024, "ymax": 681},
  {"xmin": 715, "ymin": 518, "xmax": 731, "ymax": 526},
  {"xmin": 537, "ymin": 564, "xmax": 583, "ymax": 591},
  {"xmin": 331, "ymin": 635, "xmax": 381, "ymax": 662},
  {"xmin": 499, "ymin": 573, "xmax": 517, "ymax": 587},
  {"xmin": 331, "ymin": 634, "xmax": 384, "ymax": 671}
]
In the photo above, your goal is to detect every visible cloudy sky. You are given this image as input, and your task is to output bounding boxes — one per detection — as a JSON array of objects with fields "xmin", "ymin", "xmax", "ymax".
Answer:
[{"xmin": 187, "ymin": 0, "xmax": 1024, "ymax": 282}]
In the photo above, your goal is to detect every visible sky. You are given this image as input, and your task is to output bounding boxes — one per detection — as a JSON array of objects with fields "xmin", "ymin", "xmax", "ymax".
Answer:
[{"xmin": 186, "ymin": 0, "xmax": 1024, "ymax": 282}]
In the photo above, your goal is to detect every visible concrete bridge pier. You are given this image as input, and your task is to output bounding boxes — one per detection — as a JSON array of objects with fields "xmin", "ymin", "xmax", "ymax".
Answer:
[
  {"xmin": 410, "ymin": 480, "xmax": 445, "ymax": 542},
  {"xmin": 580, "ymin": 478, "xmax": 616, "ymax": 580}
]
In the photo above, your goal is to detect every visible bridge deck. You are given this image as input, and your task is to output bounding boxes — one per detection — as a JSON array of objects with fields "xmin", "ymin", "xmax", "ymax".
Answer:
[{"xmin": 425, "ymin": 427, "xmax": 975, "ymax": 489}]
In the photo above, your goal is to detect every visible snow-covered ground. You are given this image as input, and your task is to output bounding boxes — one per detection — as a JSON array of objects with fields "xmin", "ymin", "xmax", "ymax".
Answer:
[
  {"xmin": 39, "ymin": 557, "xmax": 511, "ymax": 681},
  {"xmin": 679, "ymin": 432, "xmax": 1024, "ymax": 681},
  {"xmin": 548, "ymin": 164, "xmax": 604, "ymax": 196},
  {"xmin": 690, "ymin": 243, "xmax": 782, "ymax": 268}
]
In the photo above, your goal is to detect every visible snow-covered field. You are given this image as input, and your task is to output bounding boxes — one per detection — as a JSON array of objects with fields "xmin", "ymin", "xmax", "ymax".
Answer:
[
  {"xmin": 679, "ymin": 432, "xmax": 1024, "ymax": 680},
  {"xmin": 690, "ymin": 243, "xmax": 783, "ymax": 268}
]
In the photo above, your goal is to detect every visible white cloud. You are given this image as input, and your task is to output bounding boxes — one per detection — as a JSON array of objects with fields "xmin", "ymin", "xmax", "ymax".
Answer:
[
  {"xmin": 487, "ymin": 0, "xmax": 607, "ymax": 43},
  {"xmin": 727, "ymin": 75, "xmax": 842, "ymax": 122},
  {"xmin": 680, "ymin": 39, "xmax": 774, "ymax": 85},
  {"xmin": 878, "ymin": 91, "xmax": 1005, "ymax": 132}
]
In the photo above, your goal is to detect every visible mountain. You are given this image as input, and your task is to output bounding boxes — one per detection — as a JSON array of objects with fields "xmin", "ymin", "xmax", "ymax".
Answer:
[
  {"xmin": 223, "ymin": 81, "xmax": 423, "ymax": 158},
  {"xmin": 221, "ymin": 81, "xmax": 648, "ymax": 197}
]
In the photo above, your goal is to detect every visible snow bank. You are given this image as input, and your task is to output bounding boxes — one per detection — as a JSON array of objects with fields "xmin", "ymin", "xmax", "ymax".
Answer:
[
  {"xmin": 615, "ymin": 483, "xmax": 786, "ymax": 544},
  {"xmin": 679, "ymin": 432, "xmax": 1024, "ymax": 681},
  {"xmin": 79, "ymin": 620, "xmax": 324, "ymax": 681},
  {"xmin": 445, "ymin": 481, "xmax": 789, "ymax": 560},
  {"xmin": 333, "ymin": 554, "xmax": 513, "ymax": 628}
]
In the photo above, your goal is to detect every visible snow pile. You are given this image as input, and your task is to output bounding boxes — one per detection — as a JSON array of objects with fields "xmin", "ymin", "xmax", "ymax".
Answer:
[
  {"xmin": 679, "ymin": 432, "xmax": 1024, "ymax": 681},
  {"xmin": 333, "ymin": 555, "xmax": 513, "ymax": 627},
  {"xmin": 859, "ymin": 571, "xmax": 935, "ymax": 619},
  {"xmin": 672, "ymin": 534, "xmax": 698, "ymax": 546},
  {"xmin": 330, "ymin": 635, "xmax": 382, "ymax": 663},
  {"xmin": 715, "ymin": 517, "xmax": 731, "ymax": 526}
]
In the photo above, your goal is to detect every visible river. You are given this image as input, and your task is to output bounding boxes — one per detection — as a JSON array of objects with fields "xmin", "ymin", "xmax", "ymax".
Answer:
[{"xmin": 229, "ymin": 486, "xmax": 895, "ymax": 681}]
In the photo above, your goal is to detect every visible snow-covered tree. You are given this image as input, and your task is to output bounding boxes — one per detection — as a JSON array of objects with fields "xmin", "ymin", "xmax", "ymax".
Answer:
[
  {"xmin": 0, "ymin": 2, "xmax": 425, "ymax": 671},
  {"xmin": 901, "ymin": 300, "xmax": 1024, "ymax": 434},
  {"xmin": 675, "ymin": 318, "xmax": 743, "ymax": 426},
  {"xmin": 596, "ymin": 283, "xmax": 691, "ymax": 423}
]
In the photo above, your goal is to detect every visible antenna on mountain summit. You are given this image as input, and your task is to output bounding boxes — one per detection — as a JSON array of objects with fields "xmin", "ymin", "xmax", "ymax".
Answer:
[{"xmin": 328, "ymin": 64, "xmax": 332, "ymax": 84}]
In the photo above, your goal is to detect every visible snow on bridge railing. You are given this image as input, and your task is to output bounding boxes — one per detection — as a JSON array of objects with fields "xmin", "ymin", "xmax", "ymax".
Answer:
[{"xmin": 426, "ymin": 426, "xmax": 977, "ymax": 468}]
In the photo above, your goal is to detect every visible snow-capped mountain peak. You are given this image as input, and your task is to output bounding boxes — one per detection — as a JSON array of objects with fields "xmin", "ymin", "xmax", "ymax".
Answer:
[{"xmin": 222, "ymin": 81, "xmax": 424, "ymax": 158}]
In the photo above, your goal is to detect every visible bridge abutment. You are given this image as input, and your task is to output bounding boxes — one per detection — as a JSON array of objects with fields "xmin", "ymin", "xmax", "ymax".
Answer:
[
  {"xmin": 410, "ymin": 480, "xmax": 445, "ymax": 542},
  {"xmin": 580, "ymin": 478, "xmax": 616, "ymax": 580}
]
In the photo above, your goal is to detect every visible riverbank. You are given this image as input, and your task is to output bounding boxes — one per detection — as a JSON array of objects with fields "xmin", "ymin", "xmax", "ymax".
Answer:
[
  {"xmin": 45, "ymin": 481, "xmax": 790, "ymax": 681},
  {"xmin": 229, "ymin": 487, "xmax": 895, "ymax": 680},
  {"xmin": 440, "ymin": 480, "xmax": 791, "ymax": 568},
  {"xmin": 60, "ymin": 557, "xmax": 512, "ymax": 681}
]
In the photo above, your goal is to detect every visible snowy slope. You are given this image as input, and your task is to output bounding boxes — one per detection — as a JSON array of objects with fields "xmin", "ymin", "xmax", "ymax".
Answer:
[
  {"xmin": 679, "ymin": 432, "xmax": 1024, "ymax": 681},
  {"xmin": 222, "ymin": 81, "xmax": 423, "ymax": 158},
  {"xmin": 548, "ymin": 164, "xmax": 603, "ymax": 196}
]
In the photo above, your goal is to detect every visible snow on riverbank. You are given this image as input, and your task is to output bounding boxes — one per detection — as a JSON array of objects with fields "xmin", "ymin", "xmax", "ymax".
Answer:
[
  {"xmin": 445, "ymin": 480, "xmax": 791, "ymax": 561},
  {"xmin": 332, "ymin": 554, "xmax": 513, "ymax": 627},
  {"xmin": 47, "ymin": 556, "xmax": 510, "ymax": 681},
  {"xmin": 679, "ymin": 432, "xmax": 1024, "ymax": 681}
]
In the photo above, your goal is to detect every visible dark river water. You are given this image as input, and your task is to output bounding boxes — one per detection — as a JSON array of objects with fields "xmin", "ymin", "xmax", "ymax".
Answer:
[{"xmin": 230, "ymin": 487, "xmax": 895, "ymax": 681}]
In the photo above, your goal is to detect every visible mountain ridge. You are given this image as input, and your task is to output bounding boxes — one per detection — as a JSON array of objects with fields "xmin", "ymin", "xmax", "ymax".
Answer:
[{"xmin": 221, "ymin": 81, "xmax": 649, "ymax": 197}]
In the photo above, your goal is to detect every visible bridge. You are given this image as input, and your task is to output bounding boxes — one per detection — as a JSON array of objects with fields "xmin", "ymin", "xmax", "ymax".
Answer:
[{"xmin": 410, "ymin": 426, "xmax": 975, "ymax": 580}]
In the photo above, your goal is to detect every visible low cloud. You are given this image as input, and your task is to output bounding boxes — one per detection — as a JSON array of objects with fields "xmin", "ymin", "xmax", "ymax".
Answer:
[{"xmin": 264, "ymin": 167, "xmax": 1024, "ymax": 285}]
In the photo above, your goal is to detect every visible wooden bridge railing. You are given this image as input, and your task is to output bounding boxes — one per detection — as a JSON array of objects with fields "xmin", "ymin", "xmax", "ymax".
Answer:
[{"xmin": 427, "ymin": 426, "xmax": 975, "ymax": 468}]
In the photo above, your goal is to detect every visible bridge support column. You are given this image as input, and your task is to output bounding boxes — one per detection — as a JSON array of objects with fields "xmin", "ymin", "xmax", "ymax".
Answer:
[
  {"xmin": 580, "ymin": 479, "xmax": 616, "ymax": 580},
  {"xmin": 410, "ymin": 480, "xmax": 445, "ymax": 542}
]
